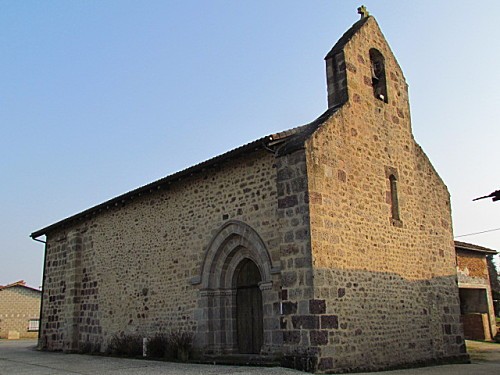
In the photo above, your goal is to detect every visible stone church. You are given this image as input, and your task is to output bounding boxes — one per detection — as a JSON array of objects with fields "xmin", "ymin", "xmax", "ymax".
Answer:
[{"xmin": 32, "ymin": 9, "xmax": 468, "ymax": 373}]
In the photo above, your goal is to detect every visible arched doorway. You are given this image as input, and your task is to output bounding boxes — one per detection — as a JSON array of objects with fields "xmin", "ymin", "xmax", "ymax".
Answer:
[
  {"xmin": 235, "ymin": 259, "xmax": 263, "ymax": 354},
  {"xmin": 193, "ymin": 220, "xmax": 280, "ymax": 355}
]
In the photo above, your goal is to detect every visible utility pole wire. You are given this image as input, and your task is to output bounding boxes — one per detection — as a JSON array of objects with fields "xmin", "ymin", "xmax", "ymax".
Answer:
[{"xmin": 454, "ymin": 227, "xmax": 500, "ymax": 238}]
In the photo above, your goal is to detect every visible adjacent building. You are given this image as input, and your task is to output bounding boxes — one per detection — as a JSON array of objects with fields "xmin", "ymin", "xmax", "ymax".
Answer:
[
  {"xmin": 456, "ymin": 241, "xmax": 498, "ymax": 341},
  {"xmin": 31, "ymin": 10, "xmax": 468, "ymax": 373},
  {"xmin": 0, "ymin": 280, "xmax": 41, "ymax": 339}
]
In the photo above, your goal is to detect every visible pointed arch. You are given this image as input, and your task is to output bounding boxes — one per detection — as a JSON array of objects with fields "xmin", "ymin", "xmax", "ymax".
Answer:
[{"xmin": 198, "ymin": 220, "xmax": 274, "ymax": 289}]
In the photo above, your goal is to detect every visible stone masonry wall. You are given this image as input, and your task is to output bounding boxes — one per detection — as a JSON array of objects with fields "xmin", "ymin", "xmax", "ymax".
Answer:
[
  {"xmin": 457, "ymin": 251, "xmax": 490, "ymax": 284},
  {"xmin": 40, "ymin": 149, "xmax": 283, "ymax": 353},
  {"xmin": 304, "ymin": 17, "xmax": 466, "ymax": 372},
  {"xmin": 0, "ymin": 286, "xmax": 41, "ymax": 339},
  {"xmin": 275, "ymin": 150, "xmax": 317, "ymax": 371}
]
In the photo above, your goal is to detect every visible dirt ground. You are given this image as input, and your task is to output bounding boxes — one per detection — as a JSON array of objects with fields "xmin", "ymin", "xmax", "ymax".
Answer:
[{"xmin": 465, "ymin": 339, "xmax": 500, "ymax": 363}]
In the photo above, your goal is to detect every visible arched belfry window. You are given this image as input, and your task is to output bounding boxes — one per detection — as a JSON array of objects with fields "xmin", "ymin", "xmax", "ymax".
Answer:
[{"xmin": 369, "ymin": 48, "xmax": 388, "ymax": 103}]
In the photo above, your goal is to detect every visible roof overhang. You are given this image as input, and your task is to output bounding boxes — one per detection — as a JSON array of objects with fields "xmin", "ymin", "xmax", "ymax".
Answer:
[{"xmin": 455, "ymin": 240, "xmax": 497, "ymax": 255}]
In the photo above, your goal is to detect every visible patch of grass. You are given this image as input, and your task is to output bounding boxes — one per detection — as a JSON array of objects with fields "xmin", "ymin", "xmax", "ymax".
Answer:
[
  {"xmin": 146, "ymin": 333, "xmax": 170, "ymax": 359},
  {"xmin": 78, "ymin": 341, "xmax": 101, "ymax": 354},
  {"xmin": 107, "ymin": 333, "xmax": 142, "ymax": 357},
  {"xmin": 105, "ymin": 330, "xmax": 194, "ymax": 362},
  {"xmin": 146, "ymin": 330, "xmax": 193, "ymax": 361},
  {"xmin": 167, "ymin": 330, "xmax": 193, "ymax": 362}
]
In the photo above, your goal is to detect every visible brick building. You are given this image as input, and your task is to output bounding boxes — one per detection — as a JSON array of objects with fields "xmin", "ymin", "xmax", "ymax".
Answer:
[
  {"xmin": 0, "ymin": 280, "xmax": 41, "ymax": 339},
  {"xmin": 31, "ymin": 11, "xmax": 468, "ymax": 373},
  {"xmin": 455, "ymin": 241, "xmax": 498, "ymax": 341}
]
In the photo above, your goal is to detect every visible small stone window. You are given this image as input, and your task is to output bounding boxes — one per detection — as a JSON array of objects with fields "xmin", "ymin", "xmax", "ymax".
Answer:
[
  {"xmin": 369, "ymin": 48, "xmax": 388, "ymax": 103},
  {"xmin": 385, "ymin": 166, "xmax": 402, "ymax": 227},
  {"xmin": 389, "ymin": 175, "xmax": 400, "ymax": 220}
]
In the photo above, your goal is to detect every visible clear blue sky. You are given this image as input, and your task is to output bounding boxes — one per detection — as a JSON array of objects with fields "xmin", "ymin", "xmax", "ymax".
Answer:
[{"xmin": 1, "ymin": 1, "xmax": 499, "ymax": 287}]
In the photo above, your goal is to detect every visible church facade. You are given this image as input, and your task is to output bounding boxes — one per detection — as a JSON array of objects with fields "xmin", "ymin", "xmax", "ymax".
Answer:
[{"xmin": 32, "ymin": 12, "xmax": 468, "ymax": 373}]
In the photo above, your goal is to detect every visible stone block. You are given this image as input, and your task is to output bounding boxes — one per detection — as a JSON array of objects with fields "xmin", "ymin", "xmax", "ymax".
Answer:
[
  {"xmin": 278, "ymin": 195, "xmax": 298, "ymax": 209},
  {"xmin": 310, "ymin": 330, "xmax": 328, "ymax": 345},
  {"xmin": 292, "ymin": 315, "xmax": 319, "ymax": 329},
  {"xmin": 281, "ymin": 272, "xmax": 298, "ymax": 287},
  {"xmin": 283, "ymin": 330, "xmax": 300, "ymax": 344},
  {"xmin": 321, "ymin": 315, "xmax": 339, "ymax": 329},
  {"xmin": 309, "ymin": 299, "xmax": 326, "ymax": 314},
  {"xmin": 282, "ymin": 301, "xmax": 297, "ymax": 315},
  {"xmin": 318, "ymin": 356, "xmax": 333, "ymax": 370}
]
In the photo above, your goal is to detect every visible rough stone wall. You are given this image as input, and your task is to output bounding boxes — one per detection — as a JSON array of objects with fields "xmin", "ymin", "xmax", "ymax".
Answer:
[
  {"xmin": 275, "ymin": 150, "xmax": 318, "ymax": 371},
  {"xmin": 0, "ymin": 287, "xmax": 41, "ymax": 339},
  {"xmin": 304, "ymin": 17, "xmax": 466, "ymax": 372},
  {"xmin": 40, "ymin": 149, "xmax": 283, "ymax": 353},
  {"xmin": 457, "ymin": 251, "xmax": 490, "ymax": 283}
]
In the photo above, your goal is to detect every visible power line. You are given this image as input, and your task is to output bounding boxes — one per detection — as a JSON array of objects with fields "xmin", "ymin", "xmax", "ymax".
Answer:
[{"xmin": 454, "ymin": 227, "xmax": 500, "ymax": 238}]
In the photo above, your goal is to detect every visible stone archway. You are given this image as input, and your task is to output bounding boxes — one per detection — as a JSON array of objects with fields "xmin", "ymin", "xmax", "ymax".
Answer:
[{"xmin": 191, "ymin": 220, "xmax": 277, "ymax": 355}]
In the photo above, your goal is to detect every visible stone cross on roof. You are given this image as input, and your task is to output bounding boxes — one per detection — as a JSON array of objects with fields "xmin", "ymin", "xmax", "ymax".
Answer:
[{"xmin": 357, "ymin": 5, "xmax": 369, "ymax": 19}]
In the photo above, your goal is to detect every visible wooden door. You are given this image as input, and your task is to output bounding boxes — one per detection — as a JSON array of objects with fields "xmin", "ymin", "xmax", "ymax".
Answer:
[{"xmin": 236, "ymin": 260, "xmax": 263, "ymax": 354}]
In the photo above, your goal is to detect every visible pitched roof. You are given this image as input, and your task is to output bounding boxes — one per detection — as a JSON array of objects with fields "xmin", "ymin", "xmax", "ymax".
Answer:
[
  {"xmin": 31, "ymin": 107, "xmax": 341, "ymax": 239},
  {"xmin": 0, "ymin": 280, "xmax": 41, "ymax": 293},
  {"xmin": 455, "ymin": 241, "xmax": 497, "ymax": 255},
  {"xmin": 325, "ymin": 16, "xmax": 370, "ymax": 59},
  {"xmin": 276, "ymin": 106, "xmax": 341, "ymax": 156}
]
